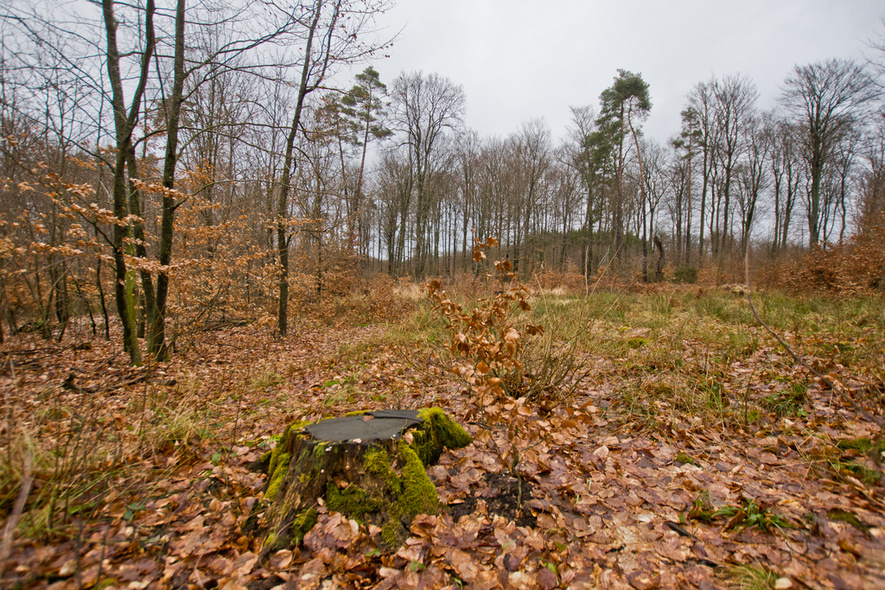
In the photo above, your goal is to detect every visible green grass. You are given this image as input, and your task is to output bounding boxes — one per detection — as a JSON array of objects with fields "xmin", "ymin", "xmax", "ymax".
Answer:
[
  {"xmin": 250, "ymin": 369, "xmax": 283, "ymax": 390},
  {"xmin": 390, "ymin": 286, "xmax": 884, "ymax": 429},
  {"xmin": 721, "ymin": 564, "xmax": 777, "ymax": 590}
]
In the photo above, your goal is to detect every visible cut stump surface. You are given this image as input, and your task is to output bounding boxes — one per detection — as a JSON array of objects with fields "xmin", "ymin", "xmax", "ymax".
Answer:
[{"xmin": 302, "ymin": 410, "xmax": 423, "ymax": 442}]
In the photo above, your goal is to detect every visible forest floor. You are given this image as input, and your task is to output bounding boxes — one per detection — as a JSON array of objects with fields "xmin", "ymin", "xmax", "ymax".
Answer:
[{"xmin": 1, "ymin": 287, "xmax": 885, "ymax": 589}]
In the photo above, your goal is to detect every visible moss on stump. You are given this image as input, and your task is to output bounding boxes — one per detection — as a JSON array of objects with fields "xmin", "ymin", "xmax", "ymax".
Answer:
[{"xmin": 252, "ymin": 408, "xmax": 470, "ymax": 554}]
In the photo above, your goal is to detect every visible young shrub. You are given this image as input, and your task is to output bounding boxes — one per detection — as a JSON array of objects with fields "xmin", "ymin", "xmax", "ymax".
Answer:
[{"xmin": 426, "ymin": 237, "xmax": 543, "ymax": 413}]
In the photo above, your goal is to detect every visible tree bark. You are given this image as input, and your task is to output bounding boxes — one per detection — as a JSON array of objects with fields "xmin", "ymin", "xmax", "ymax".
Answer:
[
  {"xmin": 101, "ymin": 0, "xmax": 157, "ymax": 366},
  {"xmin": 252, "ymin": 409, "xmax": 471, "ymax": 553}
]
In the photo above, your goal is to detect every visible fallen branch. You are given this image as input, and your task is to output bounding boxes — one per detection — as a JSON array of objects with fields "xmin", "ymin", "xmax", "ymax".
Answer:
[{"xmin": 744, "ymin": 243, "xmax": 833, "ymax": 390}]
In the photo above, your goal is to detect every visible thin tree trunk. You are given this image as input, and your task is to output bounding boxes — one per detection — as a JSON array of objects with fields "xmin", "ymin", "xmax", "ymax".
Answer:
[
  {"xmin": 150, "ymin": 0, "xmax": 187, "ymax": 359},
  {"xmin": 277, "ymin": 0, "xmax": 339, "ymax": 335},
  {"xmin": 101, "ymin": 0, "xmax": 156, "ymax": 366}
]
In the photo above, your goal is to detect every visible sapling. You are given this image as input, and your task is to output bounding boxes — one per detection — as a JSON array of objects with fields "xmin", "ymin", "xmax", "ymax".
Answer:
[{"xmin": 427, "ymin": 237, "xmax": 544, "ymax": 512}]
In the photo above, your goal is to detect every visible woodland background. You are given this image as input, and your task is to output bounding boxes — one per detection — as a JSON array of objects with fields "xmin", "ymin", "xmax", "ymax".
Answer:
[{"xmin": 0, "ymin": 0, "xmax": 883, "ymax": 361}]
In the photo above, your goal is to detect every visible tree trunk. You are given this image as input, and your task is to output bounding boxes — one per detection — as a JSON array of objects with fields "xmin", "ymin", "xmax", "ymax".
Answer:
[
  {"xmin": 101, "ymin": 0, "xmax": 156, "ymax": 366},
  {"xmin": 251, "ymin": 408, "xmax": 471, "ymax": 554},
  {"xmin": 149, "ymin": 0, "xmax": 187, "ymax": 360},
  {"xmin": 654, "ymin": 235, "xmax": 665, "ymax": 282},
  {"xmin": 276, "ymin": 1, "xmax": 331, "ymax": 336}
]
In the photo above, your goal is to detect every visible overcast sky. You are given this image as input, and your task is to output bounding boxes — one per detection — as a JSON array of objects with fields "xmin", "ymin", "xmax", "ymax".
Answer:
[{"xmin": 366, "ymin": 0, "xmax": 884, "ymax": 145}]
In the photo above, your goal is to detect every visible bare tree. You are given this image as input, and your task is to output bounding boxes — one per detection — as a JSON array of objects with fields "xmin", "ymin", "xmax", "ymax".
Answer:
[
  {"xmin": 565, "ymin": 105, "xmax": 604, "ymax": 275},
  {"xmin": 274, "ymin": 0, "xmax": 391, "ymax": 336},
  {"xmin": 781, "ymin": 58, "xmax": 879, "ymax": 246},
  {"xmin": 389, "ymin": 71, "xmax": 465, "ymax": 277},
  {"xmin": 509, "ymin": 119, "xmax": 552, "ymax": 276},
  {"xmin": 768, "ymin": 119, "xmax": 802, "ymax": 252},
  {"xmin": 710, "ymin": 75, "xmax": 758, "ymax": 259},
  {"xmin": 683, "ymin": 81, "xmax": 716, "ymax": 264},
  {"xmin": 640, "ymin": 139, "xmax": 668, "ymax": 280},
  {"xmin": 736, "ymin": 112, "xmax": 771, "ymax": 251}
]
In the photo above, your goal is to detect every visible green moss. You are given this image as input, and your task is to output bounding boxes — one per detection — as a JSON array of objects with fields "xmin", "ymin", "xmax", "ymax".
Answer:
[
  {"xmin": 675, "ymin": 451, "xmax": 697, "ymax": 466},
  {"xmin": 344, "ymin": 410, "xmax": 369, "ymax": 417},
  {"xmin": 265, "ymin": 452, "xmax": 291, "ymax": 501},
  {"xmin": 381, "ymin": 519, "xmax": 402, "ymax": 547},
  {"xmin": 627, "ymin": 337, "xmax": 649, "ymax": 349},
  {"xmin": 397, "ymin": 440, "xmax": 439, "ymax": 518},
  {"xmin": 312, "ymin": 442, "xmax": 440, "ymax": 548},
  {"xmin": 411, "ymin": 408, "xmax": 472, "ymax": 465},
  {"xmin": 265, "ymin": 506, "xmax": 319, "ymax": 552},
  {"xmin": 827, "ymin": 509, "xmax": 868, "ymax": 532},
  {"xmin": 292, "ymin": 506, "xmax": 318, "ymax": 544},
  {"xmin": 326, "ymin": 482, "xmax": 384, "ymax": 522},
  {"xmin": 259, "ymin": 412, "xmax": 466, "ymax": 550},
  {"xmin": 266, "ymin": 420, "xmax": 309, "ymax": 477},
  {"xmin": 364, "ymin": 447, "xmax": 401, "ymax": 494}
]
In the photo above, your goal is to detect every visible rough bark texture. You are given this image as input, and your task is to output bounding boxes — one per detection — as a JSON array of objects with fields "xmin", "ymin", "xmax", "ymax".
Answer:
[{"xmin": 251, "ymin": 408, "xmax": 471, "ymax": 554}]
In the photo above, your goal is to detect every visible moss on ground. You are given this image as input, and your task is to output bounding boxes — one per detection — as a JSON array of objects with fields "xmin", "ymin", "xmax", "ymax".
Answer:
[
  {"xmin": 675, "ymin": 451, "xmax": 697, "ymax": 466},
  {"xmin": 827, "ymin": 509, "xmax": 868, "ymax": 532}
]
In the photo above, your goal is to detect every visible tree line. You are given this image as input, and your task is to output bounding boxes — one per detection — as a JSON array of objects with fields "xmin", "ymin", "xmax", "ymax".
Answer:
[{"xmin": 1, "ymin": 1, "xmax": 884, "ymax": 364}]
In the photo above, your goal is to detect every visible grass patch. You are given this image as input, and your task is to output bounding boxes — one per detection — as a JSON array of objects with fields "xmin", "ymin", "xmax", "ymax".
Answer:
[
  {"xmin": 762, "ymin": 381, "xmax": 808, "ymax": 417},
  {"xmin": 249, "ymin": 369, "xmax": 283, "ymax": 390},
  {"xmin": 134, "ymin": 379, "xmax": 214, "ymax": 457},
  {"xmin": 720, "ymin": 564, "xmax": 777, "ymax": 590}
]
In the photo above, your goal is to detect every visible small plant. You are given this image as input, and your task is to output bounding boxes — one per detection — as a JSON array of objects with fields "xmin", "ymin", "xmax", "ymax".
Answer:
[
  {"xmin": 762, "ymin": 381, "xmax": 808, "ymax": 417},
  {"xmin": 673, "ymin": 265, "xmax": 698, "ymax": 284},
  {"xmin": 836, "ymin": 437, "xmax": 885, "ymax": 456},
  {"xmin": 831, "ymin": 460, "xmax": 881, "ymax": 485},
  {"xmin": 688, "ymin": 495, "xmax": 790, "ymax": 534},
  {"xmin": 426, "ymin": 237, "xmax": 543, "ymax": 410},
  {"xmin": 426, "ymin": 237, "xmax": 547, "ymax": 508}
]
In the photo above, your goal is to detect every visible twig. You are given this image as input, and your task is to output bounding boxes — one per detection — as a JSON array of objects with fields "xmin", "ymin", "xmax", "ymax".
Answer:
[
  {"xmin": 744, "ymin": 242, "xmax": 834, "ymax": 389},
  {"xmin": 0, "ymin": 447, "xmax": 34, "ymax": 573}
]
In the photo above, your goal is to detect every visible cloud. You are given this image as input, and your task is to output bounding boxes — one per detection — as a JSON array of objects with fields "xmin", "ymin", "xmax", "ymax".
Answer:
[{"xmin": 365, "ymin": 0, "xmax": 883, "ymax": 143}]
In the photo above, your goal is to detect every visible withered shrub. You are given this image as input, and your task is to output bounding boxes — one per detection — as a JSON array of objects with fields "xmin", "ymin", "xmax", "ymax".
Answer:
[{"xmin": 763, "ymin": 214, "xmax": 885, "ymax": 295}]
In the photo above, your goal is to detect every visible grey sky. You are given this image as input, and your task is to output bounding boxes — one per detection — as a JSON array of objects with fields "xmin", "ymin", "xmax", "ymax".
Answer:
[{"xmin": 369, "ymin": 0, "xmax": 884, "ymax": 144}]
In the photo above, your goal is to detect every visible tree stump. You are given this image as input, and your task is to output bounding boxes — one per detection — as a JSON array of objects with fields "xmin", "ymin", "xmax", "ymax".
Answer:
[{"xmin": 252, "ymin": 408, "xmax": 471, "ymax": 553}]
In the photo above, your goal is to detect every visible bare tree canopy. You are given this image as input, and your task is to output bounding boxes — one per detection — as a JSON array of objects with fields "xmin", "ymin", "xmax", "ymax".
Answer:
[{"xmin": 780, "ymin": 58, "xmax": 880, "ymax": 246}]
